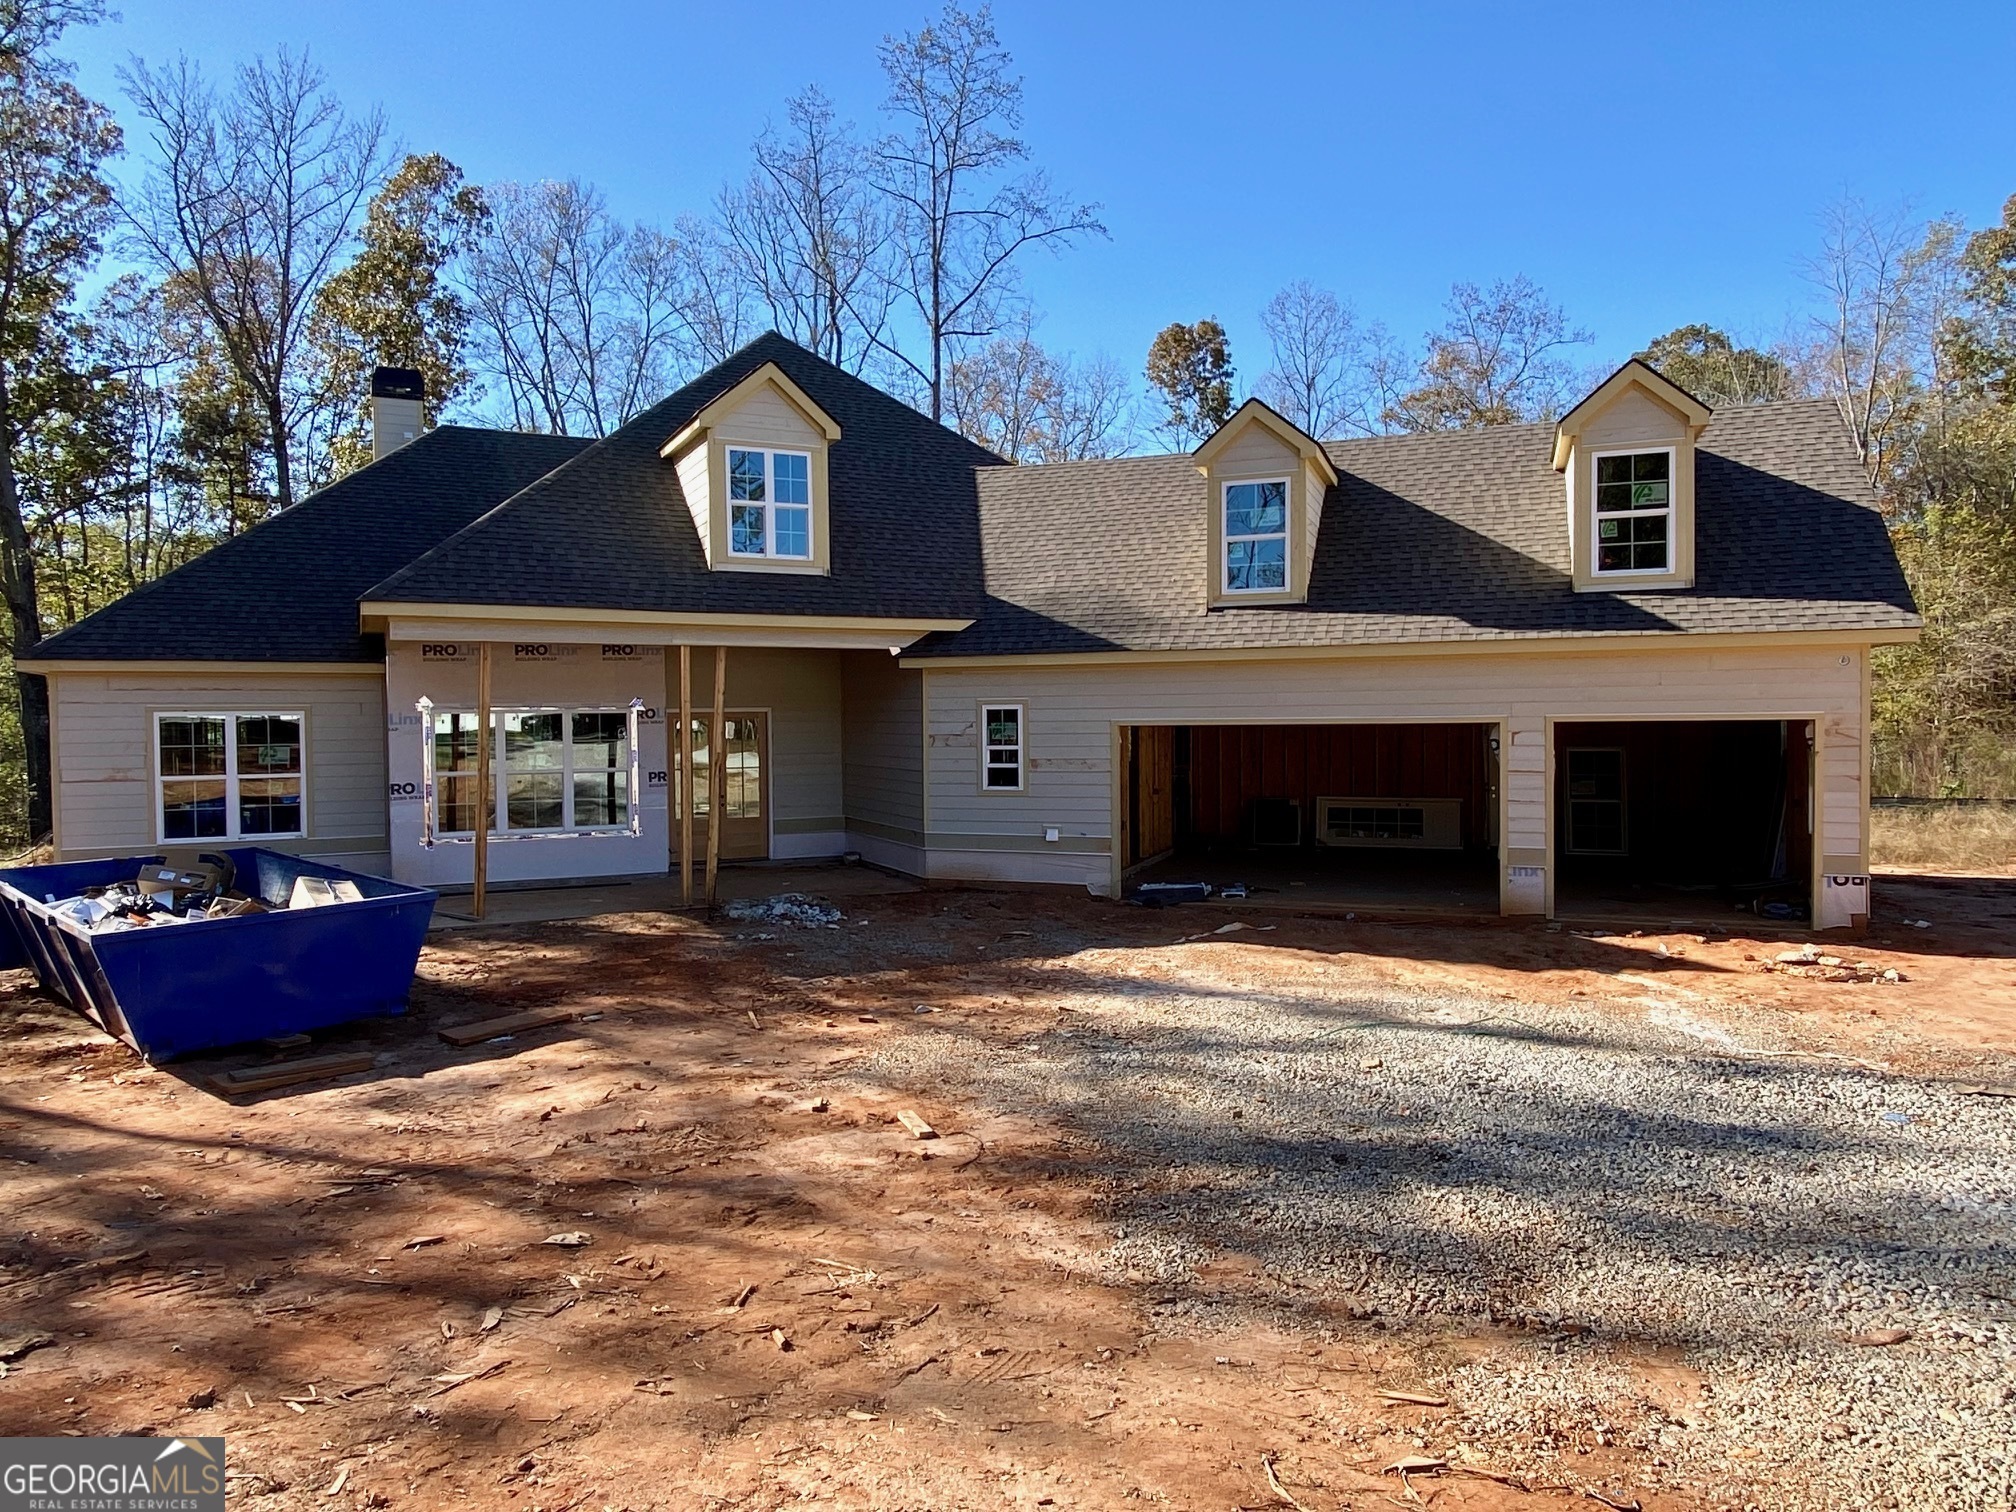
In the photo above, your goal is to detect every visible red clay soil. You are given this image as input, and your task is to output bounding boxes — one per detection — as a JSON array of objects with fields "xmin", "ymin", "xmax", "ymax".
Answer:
[{"xmin": 0, "ymin": 871, "xmax": 2010, "ymax": 1511}]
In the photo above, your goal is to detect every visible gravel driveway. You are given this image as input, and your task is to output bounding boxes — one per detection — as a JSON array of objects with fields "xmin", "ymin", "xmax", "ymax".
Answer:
[{"xmin": 861, "ymin": 949, "xmax": 2016, "ymax": 1510}]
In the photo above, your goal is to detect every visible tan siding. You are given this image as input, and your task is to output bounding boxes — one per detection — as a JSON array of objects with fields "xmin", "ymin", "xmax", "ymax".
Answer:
[
  {"xmin": 1213, "ymin": 424, "xmax": 1296, "ymax": 474},
  {"xmin": 674, "ymin": 444, "xmax": 711, "ymax": 564},
  {"xmin": 841, "ymin": 651, "xmax": 924, "ymax": 839},
  {"xmin": 1579, "ymin": 388, "xmax": 1686, "ymax": 449},
  {"xmin": 715, "ymin": 386, "xmax": 823, "ymax": 449},
  {"xmin": 51, "ymin": 669, "xmax": 388, "ymax": 863},
  {"xmin": 921, "ymin": 647, "xmax": 1867, "ymax": 916},
  {"xmin": 722, "ymin": 647, "xmax": 843, "ymax": 835}
]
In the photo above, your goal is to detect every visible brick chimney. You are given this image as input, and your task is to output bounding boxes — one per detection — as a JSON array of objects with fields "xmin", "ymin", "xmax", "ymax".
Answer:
[{"xmin": 370, "ymin": 366, "xmax": 426, "ymax": 459}]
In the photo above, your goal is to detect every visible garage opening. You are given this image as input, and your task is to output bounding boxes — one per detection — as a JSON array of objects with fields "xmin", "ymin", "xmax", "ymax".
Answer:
[
  {"xmin": 1122, "ymin": 723, "xmax": 1500, "ymax": 914},
  {"xmin": 1552, "ymin": 720, "xmax": 1813, "ymax": 925}
]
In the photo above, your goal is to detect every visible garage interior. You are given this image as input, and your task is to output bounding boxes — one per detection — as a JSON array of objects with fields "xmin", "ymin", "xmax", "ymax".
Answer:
[
  {"xmin": 1122, "ymin": 723, "xmax": 1501, "ymax": 914},
  {"xmin": 1551, "ymin": 719, "xmax": 1813, "ymax": 924}
]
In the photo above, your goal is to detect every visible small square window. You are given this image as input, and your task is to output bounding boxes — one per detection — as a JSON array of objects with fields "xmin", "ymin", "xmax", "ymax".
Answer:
[{"xmin": 728, "ymin": 449, "xmax": 766, "ymax": 501}]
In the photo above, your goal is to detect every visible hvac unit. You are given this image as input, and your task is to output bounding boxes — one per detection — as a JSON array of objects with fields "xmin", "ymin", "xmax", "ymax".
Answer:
[{"xmin": 1314, "ymin": 796, "xmax": 1461, "ymax": 850}]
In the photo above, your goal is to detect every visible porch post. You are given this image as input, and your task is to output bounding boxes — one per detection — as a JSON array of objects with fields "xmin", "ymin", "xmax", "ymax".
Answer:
[
  {"xmin": 678, "ymin": 645, "xmax": 693, "ymax": 907},
  {"xmin": 706, "ymin": 646, "xmax": 726, "ymax": 905},
  {"xmin": 473, "ymin": 642, "xmax": 492, "ymax": 919}
]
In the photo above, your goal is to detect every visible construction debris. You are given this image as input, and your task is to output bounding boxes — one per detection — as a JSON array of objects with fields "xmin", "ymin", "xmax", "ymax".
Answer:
[
  {"xmin": 723, "ymin": 894, "xmax": 842, "ymax": 927},
  {"xmin": 1761, "ymin": 945, "xmax": 1905, "ymax": 984},
  {"xmin": 438, "ymin": 1007, "xmax": 577, "ymax": 1046},
  {"xmin": 896, "ymin": 1110, "xmax": 939, "ymax": 1140}
]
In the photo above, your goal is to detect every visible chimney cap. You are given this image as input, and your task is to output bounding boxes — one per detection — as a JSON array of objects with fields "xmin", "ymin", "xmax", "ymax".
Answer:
[{"xmin": 370, "ymin": 366, "xmax": 425, "ymax": 400}]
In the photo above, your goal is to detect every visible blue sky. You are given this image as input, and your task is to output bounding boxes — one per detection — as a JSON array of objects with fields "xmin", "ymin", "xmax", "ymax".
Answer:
[{"xmin": 63, "ymin": 0, "xmax": 2016, "ymax": 392}]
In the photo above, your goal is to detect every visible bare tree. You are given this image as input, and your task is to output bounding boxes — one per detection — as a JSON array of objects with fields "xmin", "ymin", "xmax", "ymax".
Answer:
[
  {"xmin": 1384, "ymin": 276, "xmax": 1592, "ymax": 431},
  {"xmin": 121, "ymin": 49, "xmax": 391, "ymax": 509},
  {"xmin": 463, "ymin": 179, "xmax": 696, "ymax": 436},
  {"xmin": 670, "ymin": 211, "xmax": 755, "ymax": 369},
  {"xmin": 1257, "ymin": 279, "xmax": 1389, "ymax": 438},
  {"xmin": 1806, "ymin": 197, "xmax": 1959, "ymax": 482},
  {"xmin": 865, "ymin": 3, "xmax": 1103, "ymax": 421},
  {"xmin": 946, "ymin": 313, "xmax": 1134, "ymax": 461},
  {"xmin": 718, "ymin": 87, "xmax": 890, "ymax": 371}
]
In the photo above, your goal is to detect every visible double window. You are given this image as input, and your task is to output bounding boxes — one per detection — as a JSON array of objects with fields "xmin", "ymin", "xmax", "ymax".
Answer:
[
  {"xmin": 1593, "ymin": 449, "xmax": 1672, "ymax": 575},
  {"xmin": 981, "ymin": 704, "xmax": 1024, "ymax": 791},
  {"xmin": 155, "ymin": 713, "xmax": 304, "ymax": 842},
  {"xmin": 727, "ymin": 447, "xmax": 812, "ymax": 560},
  {"xmin": 431, "ymin": 708, "xmax": 631, "ymax": 836},
  {"xmin": 1223, "ymin": 479, "xmax": 1288, "ymax": 593}
]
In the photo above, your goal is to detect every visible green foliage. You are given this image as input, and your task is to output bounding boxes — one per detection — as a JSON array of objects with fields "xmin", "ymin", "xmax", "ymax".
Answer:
[
  {"xmin": 1144, "ymin": 318, "xmax": 1233, "ymax": 446},
  {"xmin": 312, "ymin": 152, "xmax": 487, "ymax": 477},
  {"xmin": 1635, "ymin": 324, "xmax": 1799, "ymax": 407}
]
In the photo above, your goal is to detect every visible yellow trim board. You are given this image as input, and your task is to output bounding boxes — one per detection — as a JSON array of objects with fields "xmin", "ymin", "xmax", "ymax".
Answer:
[
  {"xmin": 902, "ymin": 626, "xmax": 1917, "ymax": 670},
  {"xmin": 1193, "ymin": 397, "xmax": 1339, "ymax": 486},
  {"xmin": 659, "ymin": 362, "xmax": 842, "ymax": 458}
]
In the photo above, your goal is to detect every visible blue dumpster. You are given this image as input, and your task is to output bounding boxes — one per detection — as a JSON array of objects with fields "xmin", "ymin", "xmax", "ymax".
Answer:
[{"xmin": 0, "ymin": 848, "xmax": 436, "ymax": 1060}]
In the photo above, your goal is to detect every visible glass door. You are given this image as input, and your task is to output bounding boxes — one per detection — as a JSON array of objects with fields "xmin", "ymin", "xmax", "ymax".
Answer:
[{"xmin": 678, "ymin": 712, "xmax": 769, "ymax": 861}]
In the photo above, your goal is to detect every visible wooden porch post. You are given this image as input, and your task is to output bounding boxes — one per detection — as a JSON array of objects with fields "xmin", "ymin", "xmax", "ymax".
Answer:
[
  {"xmin": 473, "ymin": 642, "xmax": 492, "ymax": 920},
  {"xmin": 678, "ymin": 645, "xmax": 693, "ymax": 907},
  {"xmin": 706, "ymin": 646, "xmax": 726, "ymax": 905}
]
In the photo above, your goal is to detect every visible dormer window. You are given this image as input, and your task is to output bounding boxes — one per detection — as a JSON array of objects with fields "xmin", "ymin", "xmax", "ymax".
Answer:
[
  {"xmin": 1593, "ymin": 448, "xmax": 1672, "ymax": 575},
  {"xmin": 726, "ymin": 447, "xmax": 813, "ymax": 560},
  {"xmin": 1223, "ymin": 479, "xmax": 1289, "ymax": 593}
]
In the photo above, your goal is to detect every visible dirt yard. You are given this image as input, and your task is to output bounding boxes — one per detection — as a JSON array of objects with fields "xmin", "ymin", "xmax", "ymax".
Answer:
[{"xmin": 1, "ymin": 871, "xmax": 2012, "ymax": 1512}]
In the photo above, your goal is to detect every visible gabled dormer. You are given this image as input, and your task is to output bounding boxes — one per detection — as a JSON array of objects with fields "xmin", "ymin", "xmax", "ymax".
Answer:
[
  {"xmin": 1193, "ymin": 399, "xmax": 1338, "ymax": 607},
  {"xmin": 1553, "ymin": 360, "xmax": 1713, "ymax": 592},
  {"xmin": 659, "ymin": 361, "xmax": 842, "ymax": 575}
]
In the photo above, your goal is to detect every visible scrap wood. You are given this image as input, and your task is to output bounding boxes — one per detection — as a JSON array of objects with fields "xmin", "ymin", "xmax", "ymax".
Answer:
[
  {"xmin": 1957, "ymin": 1083, "xmax": 2016, "ymax": 1098},
  {"xmin": 212, "ymin": 1053, "xmax": 375, "ymax": 1095},
  {"xmin": 1582, "ymin": 1491, "xmax": 1643, "ymax": 1511},
  {"xmin": 896, "ymin": 1110, "xmax": 938, "ymax": 1140},
  {"xmin": 1378, "ymin": 1389, "xmax": 1449, "ymax": 1407},
  {"xmin": 1260, "ymin": 1454, "xmax": 1319, "ymax": 1512},
  {"xmin": 427, "ymin": 1359, "xmax": 510, "ymax": 1398},
  {"xmin": 322, "ymin": 1465, "xmax": 350, "ymax": 1498},
  {"xmin": 438, "ymin": 1007, "xmax": 576, "ymax": 1047}
]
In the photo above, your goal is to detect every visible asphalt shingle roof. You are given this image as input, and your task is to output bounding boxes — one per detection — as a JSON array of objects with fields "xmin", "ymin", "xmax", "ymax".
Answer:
[
  {"xmin": 31, "ymin": 426, "xmax": 594, "ymax": 664},
  {"xmin": 366, "ymin": 332, "xmax": 1001, "ymax": 618},
  {"xmin": 907, "ymin": 398, "xmax": 1920, "ymax": 657}
]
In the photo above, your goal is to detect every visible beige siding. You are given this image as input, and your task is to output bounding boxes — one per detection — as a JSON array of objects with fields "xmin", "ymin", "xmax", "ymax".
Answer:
[
  {"xmin": 51, "ymin": 668, "xmax": 389, "ymax": 871},
  {"xmin": 920, "ymin": 644, "xmax": 1869, "ymax": 921},
  {"xmin": 675, "ymin": 443, "xmax": 711, "ymax": 565},
  {"xmin": 840, "ymin": 650, "xmax": 925, "ymax": 873},
  {"xmin": 1578, "ymin": 388, "xmax": 1686, "ymax": 449},
  {"xmin": 715, "ymin": 386, "xmax": 822, "ymax": 449},
  {"xmin": 677, "ymin": 646, "xmax": 846, "ymax": 859}
]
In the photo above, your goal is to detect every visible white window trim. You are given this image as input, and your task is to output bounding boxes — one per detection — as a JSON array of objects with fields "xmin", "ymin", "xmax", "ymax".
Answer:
[
  {"xmin": 430, "ymin": 706, "xmax": 637, "ymax": 839},
  {"xmin": 1590, "ymin": 445, "xmax": 1675, "ymax": 578},
  {"xmin": 1221, "ymin": 476, "xmax": 1291, "ymax": 595},
  {"xmin": 979, "ymin": 703, "xmax": 1025, "ymax": 793},
  {"xmin": 153, "ymin": 711, "xmax": 306, "ymax": 844},
  {"xmin": 724, "ymin": 446, "xmax": 815, "ymax": 561}
]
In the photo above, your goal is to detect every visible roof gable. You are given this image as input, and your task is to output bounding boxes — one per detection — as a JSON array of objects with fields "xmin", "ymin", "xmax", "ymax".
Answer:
[
  {"xmin": 1193, "ymin": 397, "xmax": 1340, "ymax": 486},
  {"xmin": 659, "ymin": 361, "xmax": 841, "ymax": 458},
  {"xmin": 1552, "ymin": 359, "xmax": 1713, "ymax": 470}
]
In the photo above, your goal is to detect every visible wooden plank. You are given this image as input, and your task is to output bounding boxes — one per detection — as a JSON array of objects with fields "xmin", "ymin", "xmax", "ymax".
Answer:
[
  {"xmin": 213, "ymin": 1052, "xmax": 376, "ymax": 1095},
  {"xmin": 678, "ymin": 645, "xmax": 693, "ymax": 907},
  {"xmin": 438, "ymin": 1006, "xmax": 578, "ymax": 1046},
  {"xmin": 895, "ymin": 1109, "xmax": 938, "ymax": 1139},
  {"xmin": 473, "ymin": 643, "xmax": 492, "ymax": 920},
  {"xmin": 706, "ymin": 646, "xmax": 725, "ymax": 904}
]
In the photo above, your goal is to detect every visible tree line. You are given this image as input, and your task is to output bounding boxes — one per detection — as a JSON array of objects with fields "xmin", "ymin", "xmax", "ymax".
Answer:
[{"xmin": 0, "ymin": 0, "xmax": 2009, "ymax": 845}]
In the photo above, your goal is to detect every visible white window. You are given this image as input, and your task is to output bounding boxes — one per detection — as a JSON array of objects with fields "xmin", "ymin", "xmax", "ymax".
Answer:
[
  {"xmin": 155, "ymin": 712, "xmax": 304, "ymax": 842},
  {"xmin": 1223, "ymin": 478, "xmax": 1288, "ymax": 593},
  {"xmin": 431, "ymin": 708, "xmax": 631, "ymax": 835},
  {"xmin": 1593, "ymin": 448, "xmax": 1672, "ymax": 575},
  {"xmin": 980, "ymin": 704, "xmax": 1023, "ymax": 791},
  {"xmin": 726, "ymin": 447, "xmax": 813, "ymax": 559}
]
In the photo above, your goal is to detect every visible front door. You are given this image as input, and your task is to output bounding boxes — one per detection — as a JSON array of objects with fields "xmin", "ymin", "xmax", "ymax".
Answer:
[{"xmin": 680, "ymin": 712, "xmax": 769, "ymax": 861}]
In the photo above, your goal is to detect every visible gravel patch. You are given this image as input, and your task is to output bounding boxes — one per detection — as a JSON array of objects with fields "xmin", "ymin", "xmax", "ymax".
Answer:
[{"xmin": 859, "ymin": 953, "xmax": 2016, "ymax": 1509}]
